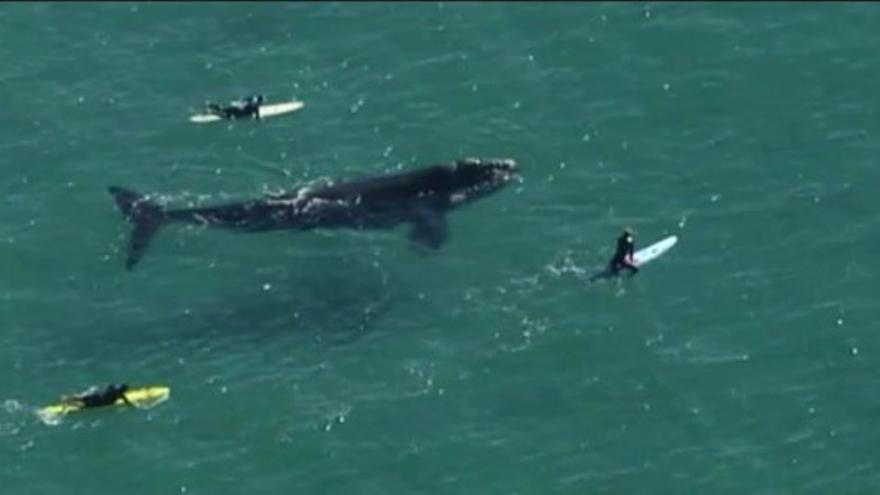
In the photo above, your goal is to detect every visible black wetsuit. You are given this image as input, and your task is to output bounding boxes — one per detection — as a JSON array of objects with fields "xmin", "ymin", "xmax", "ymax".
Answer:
[
  {"xmin": 207, "ymin": 95, "xmax": 264, "ymax": 120},
  {"xmin": 78, "ymin": 384, "xmax": 131, "ymax": 408},
  {"xmin": 609, "ymin": 232, "xmax": 638, "ymax": 276}
]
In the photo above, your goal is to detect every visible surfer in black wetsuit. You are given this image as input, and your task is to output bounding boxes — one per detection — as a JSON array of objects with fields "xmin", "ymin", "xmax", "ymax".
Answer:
[
  {"xmin": 62, "ymin": 384, "xmax": 132, "ymax": 408},
  {"xmin": 608, "ymin": 228, "xmax": 639, "ymax": 276},
  {"xmin": 205, "ymin": 94, "xmax": 265, "ymax": 120}
]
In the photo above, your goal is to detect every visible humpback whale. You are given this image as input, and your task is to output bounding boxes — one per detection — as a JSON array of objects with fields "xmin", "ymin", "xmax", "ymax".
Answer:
[{"xmin": 108, "ymin": 158, "xmax": 519, "ymax": 270}]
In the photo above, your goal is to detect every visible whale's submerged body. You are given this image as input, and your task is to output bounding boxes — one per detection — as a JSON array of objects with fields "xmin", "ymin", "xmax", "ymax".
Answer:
[{"xmin": 109, "ymin": 158, "xmax": 519, "ymax": 270}]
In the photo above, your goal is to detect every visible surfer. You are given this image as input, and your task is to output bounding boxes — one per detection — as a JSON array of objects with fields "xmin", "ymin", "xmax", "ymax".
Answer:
[
  {"xmin": 61, "ymin": 384, "xmax": 132, "ymax": 408},
  {"xmin": 608, "ymin": 228, "xmax": 639, "ymax": 276},
  {"xmin": 204, "ymin": 94, "xmax": 265, "ymax": 120}
]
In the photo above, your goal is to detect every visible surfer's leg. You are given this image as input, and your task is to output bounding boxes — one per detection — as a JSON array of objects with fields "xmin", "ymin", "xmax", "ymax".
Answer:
[
  {"xmin": 608, "ymin": 262, "xmax": 621, "ymax": 276},
  {"xmin": 226, "ymin": 107, "xmax": 251, "ymax": 119}
]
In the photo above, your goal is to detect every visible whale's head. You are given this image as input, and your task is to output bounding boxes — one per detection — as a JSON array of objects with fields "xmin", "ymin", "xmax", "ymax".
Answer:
[{"xmin": 445, "ymin": 157, "xmax": 519, "ymax": 206}]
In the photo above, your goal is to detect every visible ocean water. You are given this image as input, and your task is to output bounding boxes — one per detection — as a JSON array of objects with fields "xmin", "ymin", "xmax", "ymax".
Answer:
[{"xmin": 2, "ymin": 2, "xmax": 879, "ymax": 493}]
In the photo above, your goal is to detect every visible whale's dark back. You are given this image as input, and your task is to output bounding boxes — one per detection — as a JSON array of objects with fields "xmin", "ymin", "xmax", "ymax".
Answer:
[
  {"xmin": 308, "ymin": 165, "xmax": 458, "ymax": 203},
  {"xmin": 109, "ymin": 158, "xmax": 518, "ymax": 269}
]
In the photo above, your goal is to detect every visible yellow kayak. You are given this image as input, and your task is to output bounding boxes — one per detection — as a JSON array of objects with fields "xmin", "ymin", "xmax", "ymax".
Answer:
[{"xmin": 37, "ymin": 386, "xmax": 170, "ymax": 423}]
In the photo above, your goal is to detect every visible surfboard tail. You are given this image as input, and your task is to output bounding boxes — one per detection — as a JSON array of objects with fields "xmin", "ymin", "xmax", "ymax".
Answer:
[{"xmin": 108, "ymin": 186, "xmax": 166, "ymax": 270}]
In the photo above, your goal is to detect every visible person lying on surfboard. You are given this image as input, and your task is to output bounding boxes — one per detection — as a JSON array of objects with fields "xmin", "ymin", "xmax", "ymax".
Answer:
[
  {"xmin": 608, "ymin": 228, "xmax": 639, "ymax": 276},
  {"xmin": 60, "ymin": 383, "xmax": 132, "ymax": 408},
  {"xmin": 204, "ymin": 94, "xmax": 265, "ymax": 120}
]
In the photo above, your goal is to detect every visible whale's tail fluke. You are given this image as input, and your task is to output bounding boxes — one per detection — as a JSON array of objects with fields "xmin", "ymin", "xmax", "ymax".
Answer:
[{"xmin": 108, "ymin": 186, "xmax": 166, "ymax": 270}]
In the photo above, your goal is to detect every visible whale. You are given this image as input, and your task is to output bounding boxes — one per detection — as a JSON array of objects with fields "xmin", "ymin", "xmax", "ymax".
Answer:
[{"xmin": 108, "ymin": 157, "xmax": 519, "ymax": 270}]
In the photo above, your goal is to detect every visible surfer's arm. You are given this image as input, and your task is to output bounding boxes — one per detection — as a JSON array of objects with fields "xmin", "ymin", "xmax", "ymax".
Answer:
[
  {"xmin": 623, "ymin": 247, "xmax": 638, "ymax": 270},
  {"xmin": 625, "ymin": 243, "xmax": 636, "ymax": 264}
]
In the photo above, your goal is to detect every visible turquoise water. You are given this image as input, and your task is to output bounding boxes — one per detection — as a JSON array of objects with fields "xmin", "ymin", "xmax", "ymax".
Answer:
[{"xmin": 2, "ymin": 2, "xmax": 879, "ymax": 492}]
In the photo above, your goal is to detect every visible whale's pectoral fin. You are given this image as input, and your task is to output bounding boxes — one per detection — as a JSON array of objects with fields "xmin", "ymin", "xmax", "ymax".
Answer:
[{"xmin": 408, "ymin": 208, "xmax": 448, "ymax": 249}]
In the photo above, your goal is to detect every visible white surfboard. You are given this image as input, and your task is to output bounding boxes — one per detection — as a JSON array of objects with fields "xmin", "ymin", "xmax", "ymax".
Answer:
[
  {"xmin": 189, "ymin": 113, "xmax": 223, "ymax": 123},
  {"xmin": 589, "ymin": 234, "xmax": 678, "ymax": 282},
  {"xmin": 633, "ymin": 235, "xmax": 677, "ymax": 267},
  {"xmin": 258, "ymin": 100, "xmax": 304, "ymax": 118},
  {"xmin": 189, "ymin": 100, "xmax": 305, "ymax": 123}
]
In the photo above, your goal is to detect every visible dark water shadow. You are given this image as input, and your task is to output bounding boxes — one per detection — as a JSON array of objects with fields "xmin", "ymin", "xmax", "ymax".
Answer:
[{"xmin": 54, "ymin": 250, "xmax": 405, "ymax": 366}]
